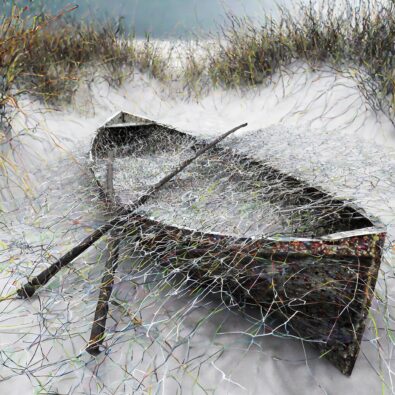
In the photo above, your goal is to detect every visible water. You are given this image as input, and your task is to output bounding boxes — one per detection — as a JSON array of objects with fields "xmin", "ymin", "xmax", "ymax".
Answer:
[{"xmin": 12, "ymin": 0, "xmax": 293, "ymax": 37}]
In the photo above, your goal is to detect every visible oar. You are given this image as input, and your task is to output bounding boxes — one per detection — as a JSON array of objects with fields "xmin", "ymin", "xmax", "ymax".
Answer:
[
  {"xmin": 17, "ymin": 122, "xmax": 247, "ymax": 299},
  {"xmin": 86, "ymin": 229, "xmax": 122, "ymax": 355}
]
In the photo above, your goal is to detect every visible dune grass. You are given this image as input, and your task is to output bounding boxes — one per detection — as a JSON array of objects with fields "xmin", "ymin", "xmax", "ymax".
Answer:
[
  {"xmin": 205, "ymin": 1, "xmax": 395, "ymax": 122},
  {"xmin": 0, "ymin": 3, "xmax": 170, "ymax": 109},
  {"xmin": 1, "ymin": 1, "xmax": 395, "ymax": 119}
]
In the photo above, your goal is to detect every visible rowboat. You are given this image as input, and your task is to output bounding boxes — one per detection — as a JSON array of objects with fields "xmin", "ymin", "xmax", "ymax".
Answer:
[{"xmin": 89, "ymin": 111, "xmax": 386, "ymax": 376}]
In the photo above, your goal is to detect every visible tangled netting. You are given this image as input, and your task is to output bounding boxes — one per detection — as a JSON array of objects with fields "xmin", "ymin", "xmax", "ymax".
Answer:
[
  {"xmin": 93, "ymin": 127, "xmax": 369, "ymax": 239},
  {"xmin": 0, "ymin": 114, "xmax": 394, "ymax": 394}
]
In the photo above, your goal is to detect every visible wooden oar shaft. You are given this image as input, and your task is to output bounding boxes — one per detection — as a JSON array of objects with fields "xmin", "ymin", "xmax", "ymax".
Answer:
[
  {"xmin": 131, "ymin": 123, "xmax": 248, "ymax": 208},
  {"xmin": 86, "ymin": 231, "xmax": 122, "ymax": 355},
  {"xmin": 17, "ymin": 122, "xmax": 247, "ymax": 298},
  {"xmin": 17, "ymin": 221, "xmax": 116, "ymax": 298}
]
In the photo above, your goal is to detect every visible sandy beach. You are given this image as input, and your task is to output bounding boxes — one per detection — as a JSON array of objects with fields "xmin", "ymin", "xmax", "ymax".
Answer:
[{"xmin": 1, "ymin": 59, "xmax": 394, "ymax": 393}]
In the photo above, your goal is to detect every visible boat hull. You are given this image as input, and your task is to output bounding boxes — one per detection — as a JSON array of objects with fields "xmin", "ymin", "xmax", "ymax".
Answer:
[{"xmin": 90, "ymin": 111, "xmax": 386, "ymax": 375}]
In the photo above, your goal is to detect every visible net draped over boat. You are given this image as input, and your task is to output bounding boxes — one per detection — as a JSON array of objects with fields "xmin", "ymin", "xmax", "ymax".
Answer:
[{"xmin": 92, "ymin": 127, "xmax": 361, "ymax": 239}]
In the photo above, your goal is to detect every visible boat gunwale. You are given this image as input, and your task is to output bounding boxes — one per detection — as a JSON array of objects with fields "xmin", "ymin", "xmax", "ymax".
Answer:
[{"xmin": 88, "ymin": 111, "xmax": 387, "ymax": 245}]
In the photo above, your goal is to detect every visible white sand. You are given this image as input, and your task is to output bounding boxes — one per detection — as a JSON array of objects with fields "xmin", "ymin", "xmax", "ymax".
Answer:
[{"xmin": 1, "ymin": 63, "xmax": 395, "ymax": 394}]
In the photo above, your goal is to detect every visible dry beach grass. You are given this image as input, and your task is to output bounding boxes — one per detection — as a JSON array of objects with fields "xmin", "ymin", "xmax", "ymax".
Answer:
[{"xmin": 3, "ymin": 1, "xmax": 395, "ymax": 109}]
